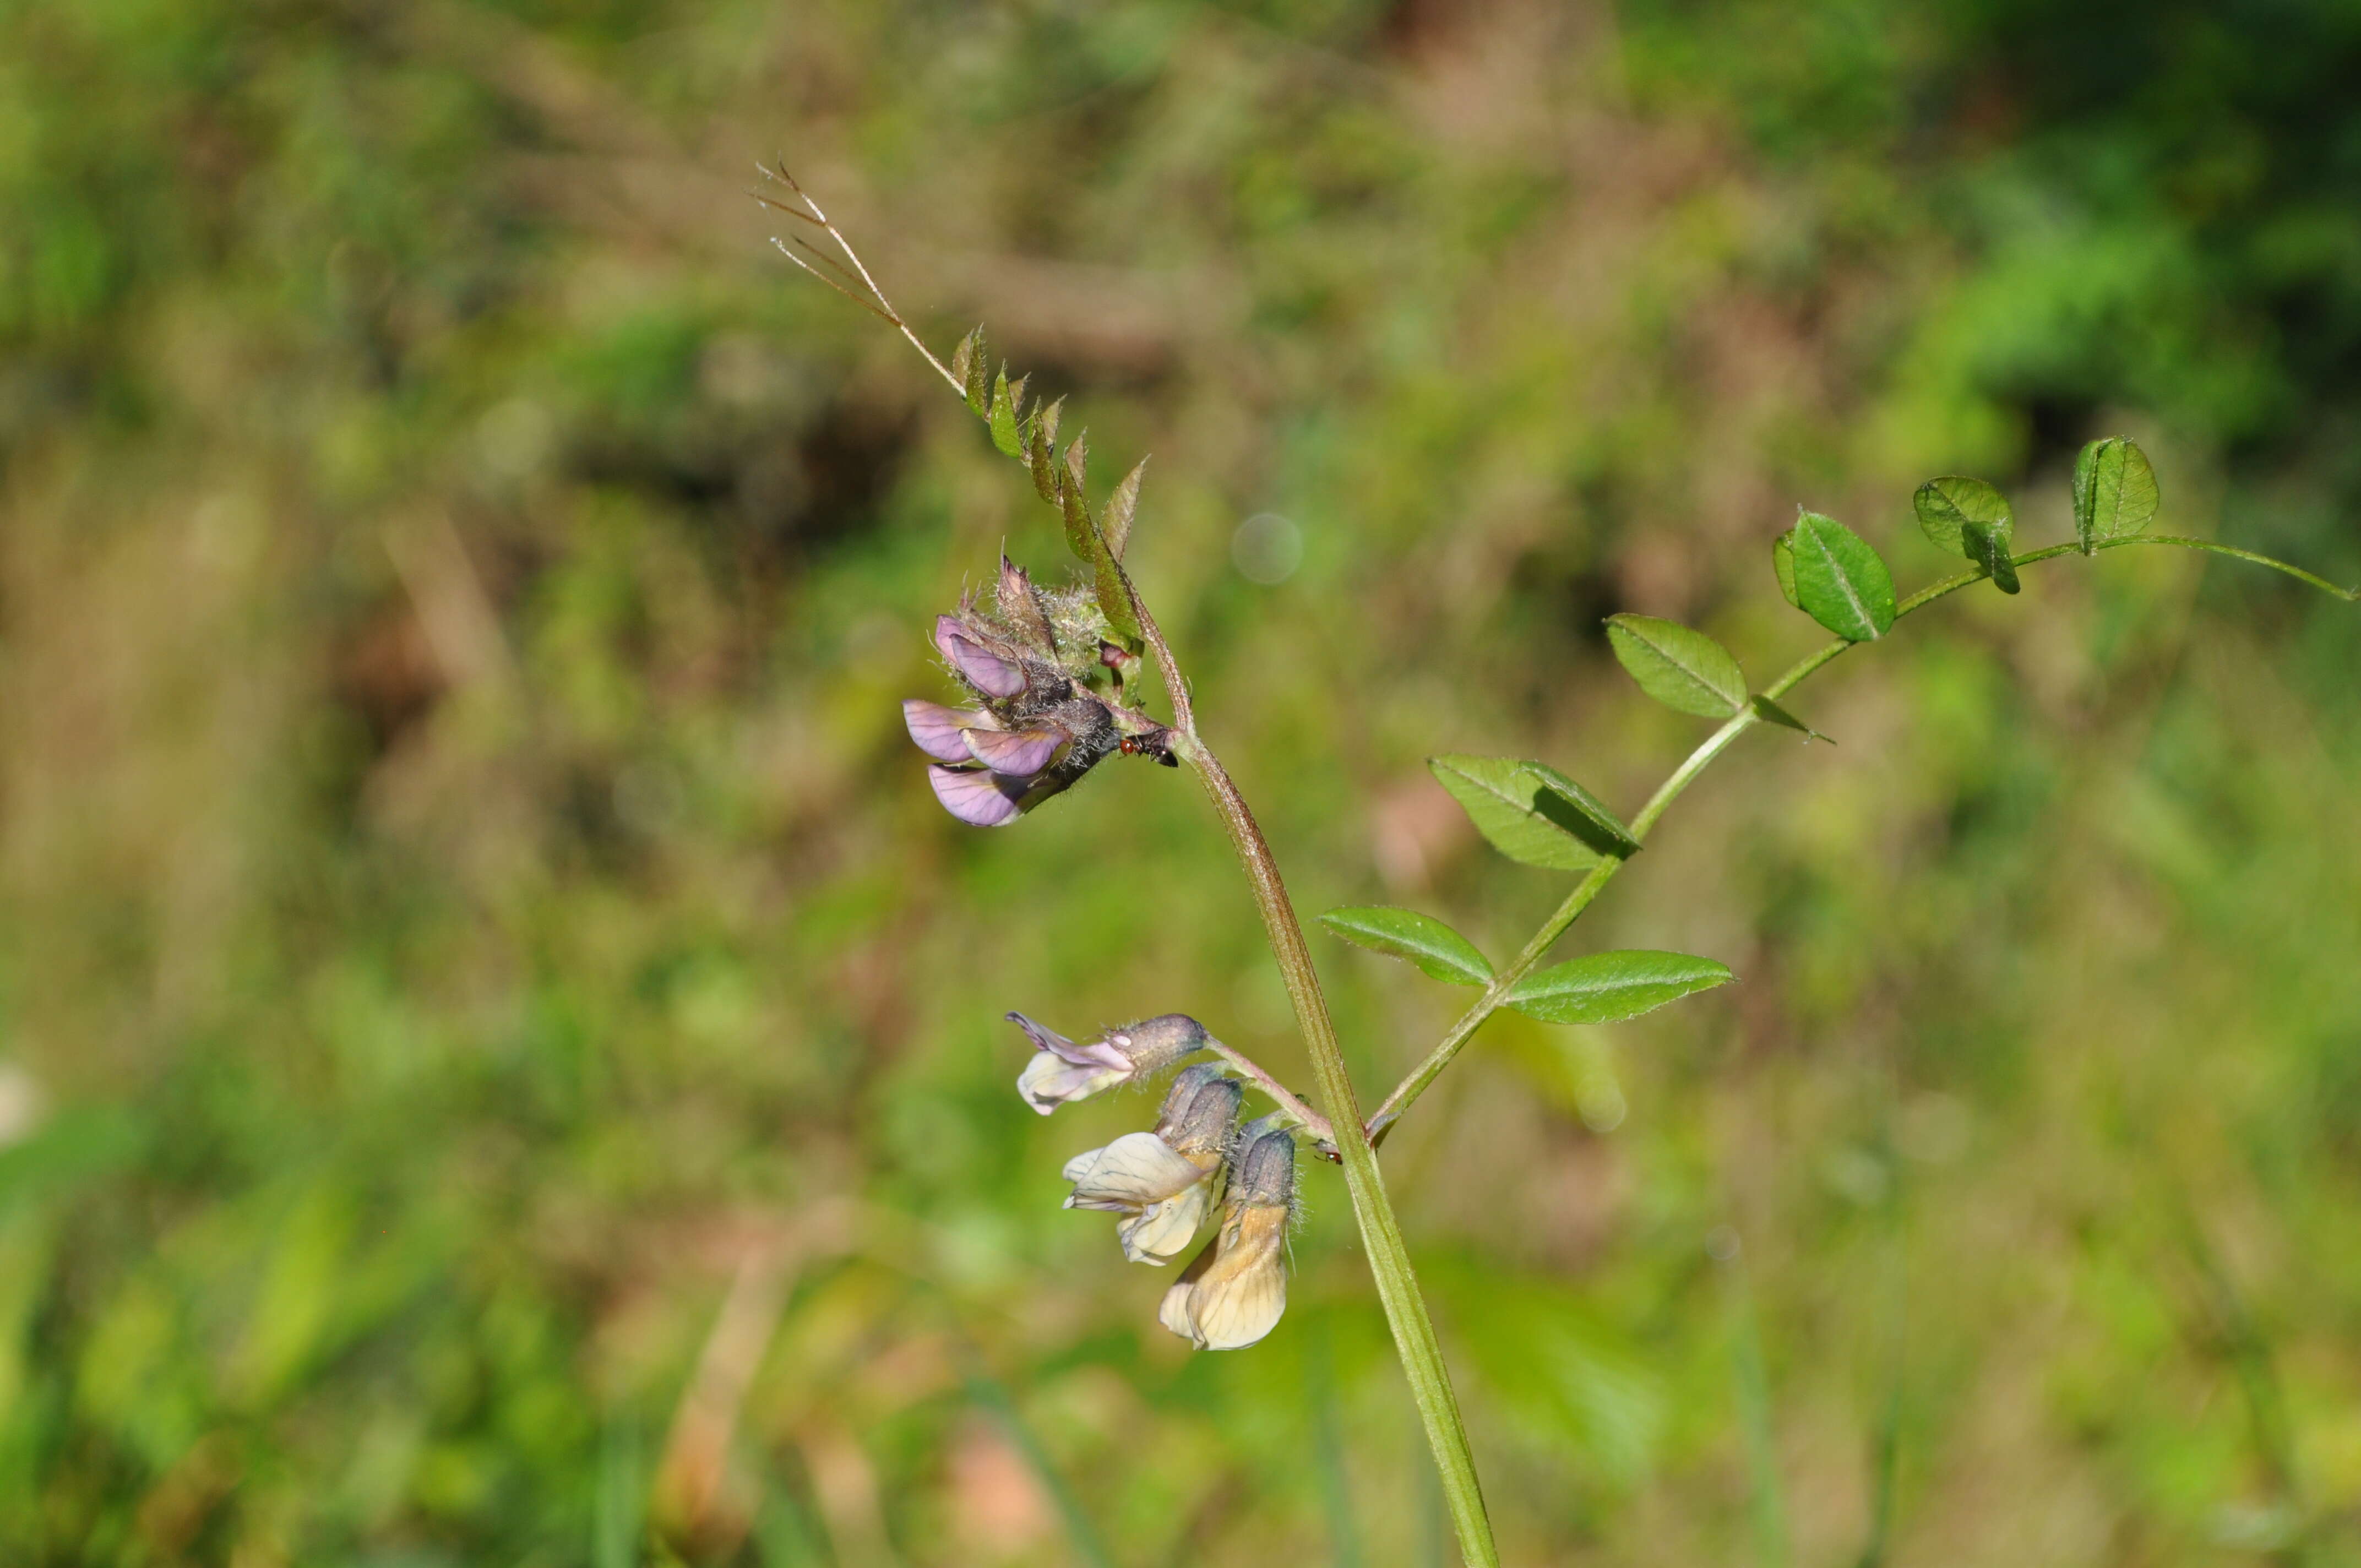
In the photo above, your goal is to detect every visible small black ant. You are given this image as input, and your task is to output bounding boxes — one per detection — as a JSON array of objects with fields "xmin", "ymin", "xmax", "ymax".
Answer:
[{"xmin": 1118, "ymin": 732, "xmax": 1180, "ymax": 767}]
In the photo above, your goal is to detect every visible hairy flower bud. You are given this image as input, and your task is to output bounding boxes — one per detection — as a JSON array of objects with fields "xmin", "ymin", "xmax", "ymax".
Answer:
[
  {"xmin": 1060, "ymin": 1065, "xmax": 1244, "ymax": 1264},
  {"xmin": 904, "ymin": 555, "xmax": 1173, "ymax": 827},
  {"xmin": 1158, "ymin": 1117, "xmax": 1297, "ymax": 1350},
  {"xmin": 1007, "ymin": 1011, "xmax": 1208, "ymax": 1114}
]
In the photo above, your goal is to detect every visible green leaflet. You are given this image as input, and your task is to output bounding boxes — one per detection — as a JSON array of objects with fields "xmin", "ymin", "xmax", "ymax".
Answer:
[
  {"xmin": 1319, "ymin": 906, "xmax": 1494, "ymax": 987},
  {"xmin": 1756, "ymin": 699, "xmax": 1823, "ymax": 746},
  {"xmin": 1503, "ymin": 950, "xmax": 1733, "ymax": 1026},
  {"xmin": 1102, "ymin": 458, "xmax": 1146, "ymax": 562},
  {"xmin": 1429, "ymin": 755, "xmax": 1640, "ymax": 871},
  {"xmin": 1913, "ymin": 476, "xmax": 2018, "ymax": 593},
  {"xmin": 1772, "ymin": 532, "xmax": 1800, "ymax": 609},
  {"xmin": 1094, "ymin": 545, "xmax": 1141, "ymax": 642},
  {"xmin": 959, "ymin": 326, "xmax": 991, "ymax": 416},
  {"xmin": 1027, "ymin": 396, "xmax": 1065, "ymax": 504},
  {"xmin": 1059, "ymin": 433, "xmax": 1095, "ymax": 563},
  {"xmin": 1776, "ymin": 512, "xmax": 1896, "ymax": 641},
  {"xmin": 949, "ymin": 325, "xmax": 981, "ymax": 399},
  {"xmin": 1605, "ymin": 614, "xmax": 1747, "ymax": 719},
  {"xmin": 1749, "ymin": 694, "xmax": 1829, "ymax": 743},
  {"xmin": 2072, "ymin": 437, "xmax": 2159, "ymax": 553},
  {"xmin": 1048, "ymin": 432, "xmax": 1140, "ymax": 639},
  {"xmin": 988, "ymin": 367, "xmax": 1024, "ymax": 458},
  {"xmin": 1912, "ymin": 476, "xmax": 2012, "ymax": 558}
]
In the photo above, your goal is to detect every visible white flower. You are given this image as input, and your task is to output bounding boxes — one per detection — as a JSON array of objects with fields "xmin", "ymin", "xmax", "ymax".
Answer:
[
  {"xmin": 1159, "ymin": 1119, "xmax": 1296, "ymax": 1350},
  {"xmin": 1062, "ymin": 1066, "xmax": 1242, "ymax": 1264}
]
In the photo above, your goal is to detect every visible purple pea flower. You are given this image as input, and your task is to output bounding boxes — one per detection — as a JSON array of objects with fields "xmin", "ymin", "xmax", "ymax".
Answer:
[{"xmin": 904, "ymin": 555, "xmax": 1174, "ymax": 827}]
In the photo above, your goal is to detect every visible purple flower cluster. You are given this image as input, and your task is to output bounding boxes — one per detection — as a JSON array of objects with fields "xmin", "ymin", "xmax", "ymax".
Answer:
[{"xmin": 902, "ymin": 556, "xmax": 1172, "ymax": 826}]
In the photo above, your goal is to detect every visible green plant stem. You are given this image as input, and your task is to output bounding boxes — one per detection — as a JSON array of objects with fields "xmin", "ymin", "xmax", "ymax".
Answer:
[
  {"xmin": 1364, "ymin": 532, "xmax": 2351, "ymax": 1137},
  {"xmin": 1367, "ymin": 858, "xmax": 1619, "ymax": 1141},
  {"xmin": 1102, "ymin": 513, "xmax": 1496, "ymax": 1565},
  {"xmin": 1173, "ymin": 731, "xmax": 1498, "ymax": 1568},
  {"xmin": 1201, "ymin": 1035, "xmax": 1335, "ymax": 1145}
]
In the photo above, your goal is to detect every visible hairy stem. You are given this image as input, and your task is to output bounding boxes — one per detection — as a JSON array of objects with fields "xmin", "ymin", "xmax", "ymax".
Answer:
[
  {"xmin": 1201, "ymin": 1036, "xmax": 1335, "ymax": 1145},
  {"xmin": 1364, "ymin": 531, "xmax": 2350, "ymax": 1137}
]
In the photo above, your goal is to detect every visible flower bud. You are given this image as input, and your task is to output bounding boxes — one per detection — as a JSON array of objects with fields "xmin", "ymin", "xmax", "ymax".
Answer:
[
  {"xmin": 1158, "ymin": 1118, "xmax": 1297, "ymax": 1350},
  {"xmin": 1008, "ymin": 1012, "xmax": 1207, "ymax": 1114},
  {"xmin": 904, "ymin": 556, "xmax": 1173, "ymax": 826},
  {"xmin": 1060, "ymin": 1065, "xmax": 1244, "ymax": 1264}
]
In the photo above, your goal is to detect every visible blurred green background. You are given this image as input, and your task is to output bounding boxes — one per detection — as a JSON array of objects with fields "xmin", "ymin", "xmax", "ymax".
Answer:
[{"xmin": 4, "ymin": 1, "xmax": 2360, "ymax": 1563}]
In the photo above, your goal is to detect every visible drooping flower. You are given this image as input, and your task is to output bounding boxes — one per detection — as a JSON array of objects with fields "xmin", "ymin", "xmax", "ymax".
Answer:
[
  {"xmin": 905, "ymin": 555, "xmax": 1175, "ymax": 827},
  {"xmin": 1159, "ymin": 1116, "xmax": 1297, "ymax": 1351},
  {"xmin": 1007, "ymin": 1011, "xmax": 1207, "ymax": 1114},
  {"xmin": 1062, "ymin": 1065, "xmax": 1244, "ymax": 1264}
]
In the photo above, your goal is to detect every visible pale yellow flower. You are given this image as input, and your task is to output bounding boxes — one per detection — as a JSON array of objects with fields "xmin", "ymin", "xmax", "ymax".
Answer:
[
  {"xmin": 1159, "ymin": 1118, "xmax": 1296, "ymax": 1350},
  {"xmin": 1062, "ymin": 1065, "xmax": 1242, "ymax": 1264}
]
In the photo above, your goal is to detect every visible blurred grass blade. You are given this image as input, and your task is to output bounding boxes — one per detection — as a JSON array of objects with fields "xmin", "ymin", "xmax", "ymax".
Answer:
[
  {"xmin": 1605, "ymin": 614, "xmax": 1747, "ymax": 718},
  {"xmin": 755, "ymin": 1482, "xmax": 830, "ymax": 1566},
  {"xmin": 1503, "ymin": 950, "xmax": 1732, "ymax": 1025},
  {"xmin": 1308, "ymin": 1322, "xmax": 1364, "ymax": 1568},
  {"xmin": 2073, "ymin": 437, "xmax": 2160, "ymax": 552},
  {"xmin": 1721, "ymin": 1242, "xmax": 1791, "ymax": 1568},
  {"xmin": 1777, "ymin": 512, "xmax": 1896, "ymax": 641},
  {"xmin": 1854, "ymin": 1313, "xmax": 1905, "ymax": 1567},
  {"xmin": 594, "ymin": 1415, "xmax": 646, "ymax": 1568},
  {"xmin": 966, "ymin": 1373, "xmax": 1117, "ymax": 1568},
  {"xmin": 1429, "ymin": 755, "xmax": 1640, "ymax": 870},
  {"xmin": 1319, "ymin": 906, "xmax": 1493, "ymax": 986}
]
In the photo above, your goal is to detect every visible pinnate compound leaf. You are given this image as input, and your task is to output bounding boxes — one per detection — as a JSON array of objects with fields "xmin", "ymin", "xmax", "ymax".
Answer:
[
  {"xmin": 1429, "ymin": 755, "xmax": 1640, "ymax": 871},
  {"xmin": 1605, "ymin": 614, "xmax": 1747, "ymax": 719},
  {"xmin": 1777, "ymin": 511, "xmax": 1896, "ymax": 641},
  {"xmin": 1103, "ymin": 458, "xmax": 1146, "ymax": 562},
  {"xmin": 1319, "ymin": 907, "xmax": 1494, "ymax": 987},
  {"xmin": 1503, "ymin": 950, "xmax": 1733, "ymax": 1026},
  {"xmin": 2072, "ymin": 437, "xmax": 2159, "ymax": 552},
  {"xmin": 1750, "ymin": 694, "xmax": 1830, "ymax": 743},
  {"xmin": 989, "ymin": 367, "xmax": 1024, "ymax": 458}
]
